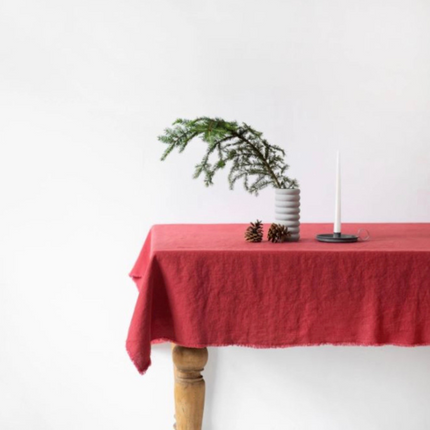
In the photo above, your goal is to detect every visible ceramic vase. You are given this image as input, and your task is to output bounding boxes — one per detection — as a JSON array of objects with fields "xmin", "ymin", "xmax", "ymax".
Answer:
[{"xmin": 275, "ymin": 189, "xmax": 300, "ymax": 241}]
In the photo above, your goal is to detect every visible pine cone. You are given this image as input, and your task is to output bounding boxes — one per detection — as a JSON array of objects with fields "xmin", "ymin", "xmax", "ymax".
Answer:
[
  {"xmin": 267, "ymin": 223, "xmax": 291, "ymax": 243},
  {"xmin": 244, "ymin": 220, "xmax": 263, "ymax": 243}
]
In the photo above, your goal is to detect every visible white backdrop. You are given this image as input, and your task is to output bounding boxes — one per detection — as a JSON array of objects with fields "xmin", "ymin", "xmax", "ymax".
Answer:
[{"xmin": 1, "ymin": 1, "xmax": 430, "ymax": 429}]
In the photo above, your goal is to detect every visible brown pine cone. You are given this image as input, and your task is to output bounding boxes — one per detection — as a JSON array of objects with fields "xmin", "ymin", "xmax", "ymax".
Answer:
[
  {"xmin": 267, "ymin": 223, "xmax": 291, "ymax": 243},
  {"xmin": 244, "ymin": 220, "xmax": 263, "ymax": 243}
]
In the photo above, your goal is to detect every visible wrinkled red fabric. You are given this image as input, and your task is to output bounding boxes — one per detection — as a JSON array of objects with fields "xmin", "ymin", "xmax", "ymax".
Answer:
[{"xmin": 127, "ymin": 223, "xmax": 430, "ymax": 374}]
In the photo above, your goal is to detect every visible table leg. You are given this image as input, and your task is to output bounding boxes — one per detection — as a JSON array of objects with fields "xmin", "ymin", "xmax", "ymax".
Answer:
[{"xmin": 172, "ymin": 344, "xmax": 208, "ymax": 430}]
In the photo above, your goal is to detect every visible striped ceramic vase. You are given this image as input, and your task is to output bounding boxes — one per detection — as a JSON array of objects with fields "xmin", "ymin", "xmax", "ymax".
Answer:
[{"xmin": 275, "ymin": 189, "xmax": 300, "ymax": 241}]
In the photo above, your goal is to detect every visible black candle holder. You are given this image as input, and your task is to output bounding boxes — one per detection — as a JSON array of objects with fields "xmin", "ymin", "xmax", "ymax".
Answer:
[{"xmin": 316, "ymin": 232, "xmax": 358, "ymax": 243}]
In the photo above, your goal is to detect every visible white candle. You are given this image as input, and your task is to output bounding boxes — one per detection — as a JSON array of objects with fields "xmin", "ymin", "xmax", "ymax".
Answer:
[{"xmin": 334, "ymin": 151, "xmax": 341, "ymax": 234}]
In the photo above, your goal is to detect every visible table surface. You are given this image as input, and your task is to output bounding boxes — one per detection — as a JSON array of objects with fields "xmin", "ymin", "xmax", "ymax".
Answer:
[
  {"xmin": 127, "ymin": 223, "xmax": 430, "ymax": 374},
  {"xmin": 142, "ymin": 223, "xmax": 430, "ymax": 252}
]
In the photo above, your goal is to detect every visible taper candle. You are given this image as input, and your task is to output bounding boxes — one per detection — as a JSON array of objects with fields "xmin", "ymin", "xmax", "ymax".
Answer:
[{"xmin": 334, "ymin": 151, "xmax": 341, "ymax": 234}]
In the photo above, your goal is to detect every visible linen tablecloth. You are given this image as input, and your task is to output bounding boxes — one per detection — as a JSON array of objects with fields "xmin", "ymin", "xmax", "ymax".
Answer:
[{"xmin": 127, "ymin": 223, "xmax": 430, "ymax": 374}]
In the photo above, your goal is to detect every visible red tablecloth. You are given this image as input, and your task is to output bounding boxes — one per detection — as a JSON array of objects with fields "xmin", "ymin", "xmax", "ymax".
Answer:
[{"xmin": 127, "ymin": 223, "xmax": 430, "ymax": 374}]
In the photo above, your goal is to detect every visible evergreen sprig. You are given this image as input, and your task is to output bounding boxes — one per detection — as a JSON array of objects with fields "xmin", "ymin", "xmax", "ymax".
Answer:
[{"xmin": 158, "ymin": 117, "xmax": 298, "ymax": 195}]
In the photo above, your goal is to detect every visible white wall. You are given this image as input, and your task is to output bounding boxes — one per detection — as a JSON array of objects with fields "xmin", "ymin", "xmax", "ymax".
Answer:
[{"xmin": 1, "ymin": 0, "xmax": 430, "ymax": 429}]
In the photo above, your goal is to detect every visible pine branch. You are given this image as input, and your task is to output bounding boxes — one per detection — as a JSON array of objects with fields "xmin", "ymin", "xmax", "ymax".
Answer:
[{"xmin": 158, "ymin": 117, "xmax": 298, "ymax": 195}]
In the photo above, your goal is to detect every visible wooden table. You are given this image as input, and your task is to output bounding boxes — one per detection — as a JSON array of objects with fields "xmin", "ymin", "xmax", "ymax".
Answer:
[{"xmin": 127, "ymin": 224, "xmax": 430, "ymax": 430}]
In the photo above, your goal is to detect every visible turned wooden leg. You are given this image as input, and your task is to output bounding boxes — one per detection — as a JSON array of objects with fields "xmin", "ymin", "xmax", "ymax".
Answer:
[{"xmin": 172, "ymin": 345, "xmax": 208, "ymax": 430}]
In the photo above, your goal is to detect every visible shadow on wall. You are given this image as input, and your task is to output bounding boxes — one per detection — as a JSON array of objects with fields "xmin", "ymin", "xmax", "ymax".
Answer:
[{"xmin": 204, "ymin": 345, "xmax": 430, "ymax": 429}]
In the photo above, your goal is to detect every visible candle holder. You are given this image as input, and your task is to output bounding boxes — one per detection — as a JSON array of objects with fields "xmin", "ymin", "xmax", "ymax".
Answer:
[{"xmin": 316, "ymin": 232, "xmax": 358, "ymax": 243}]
